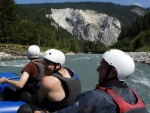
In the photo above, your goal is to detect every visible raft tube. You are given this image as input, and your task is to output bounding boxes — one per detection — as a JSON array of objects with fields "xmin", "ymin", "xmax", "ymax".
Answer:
[
  {"xmin": 0, "ymin": 72, "xmax": 26, "ymax": 113},
  {"xmin": 0, "ymin": 101, "xmax": 26, "ymax": 113},
  {"xmin": 0, "ymin": 72, "xmax": 21, "ymax": 93}
]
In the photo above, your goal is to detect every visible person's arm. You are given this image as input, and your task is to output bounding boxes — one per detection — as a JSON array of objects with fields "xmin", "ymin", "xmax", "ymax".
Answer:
[
  {"xmin": 38, "ymin": 76, "xmax": 50, "ymax": 103},
  {"xmin": 38, "ymin": 75, "xmax": 64, "ymax": 104},
  {"xmin": 0, "ymin": 71, "xmax": 29, "ymax": 89}
]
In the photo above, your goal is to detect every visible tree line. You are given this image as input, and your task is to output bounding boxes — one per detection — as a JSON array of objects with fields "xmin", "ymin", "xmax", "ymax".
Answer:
[
  {"xmin": 0, "ymin": 0, "xmax": 107, "ymax": 53},
  {"xmin": 0, "ymin": 0, "xmax": 150, "ymax": 53},
  {"xmin": 111, "ymin": 12, "xmax": 150, "ymax": 52}
]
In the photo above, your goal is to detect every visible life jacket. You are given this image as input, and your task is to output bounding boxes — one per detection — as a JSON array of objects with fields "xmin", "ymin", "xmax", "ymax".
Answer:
[
  {"xmin": 99, "ymin": 87, "xmax": 146, "ymax": 113},
  {"xmin": 31, "ymin": 62, "xmax": 45, "ymax": 81},
  {"xmin": 44, "ymin": 68, "xmax": 81, "ymax": 112},
  {"xmin": 3, "ymin": 62, "xmax": 44, "ymax": 101},
  {"xmin": 24, "ymin": 62, "xmax": 44, "ymax": 93}
]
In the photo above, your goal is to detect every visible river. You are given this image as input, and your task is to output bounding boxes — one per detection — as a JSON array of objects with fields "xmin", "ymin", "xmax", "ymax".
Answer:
[{"xmin": 0, "ymin": 53, "xmax": 150, "ymax": 112}]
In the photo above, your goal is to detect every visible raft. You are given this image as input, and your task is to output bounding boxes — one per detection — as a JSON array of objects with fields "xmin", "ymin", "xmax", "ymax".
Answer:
[{"xmin": 0, "ymin": 72, "xmax": 26, "ymax": 113}]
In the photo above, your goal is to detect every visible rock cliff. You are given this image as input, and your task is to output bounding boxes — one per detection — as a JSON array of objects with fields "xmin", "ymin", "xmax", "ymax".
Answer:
[{"xmin": 46, "ymin": 8, "xmax": 121, "ymax": 46}]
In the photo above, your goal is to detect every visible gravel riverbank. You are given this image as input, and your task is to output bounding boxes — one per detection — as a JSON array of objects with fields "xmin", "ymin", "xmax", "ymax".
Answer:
[
  {"xmin": 0, "ymin": 52, "xmax": 27, "ymax": 60},
  {"xmin": 126, "ymin": 52, "xmax": 150, "ymax": 65}
]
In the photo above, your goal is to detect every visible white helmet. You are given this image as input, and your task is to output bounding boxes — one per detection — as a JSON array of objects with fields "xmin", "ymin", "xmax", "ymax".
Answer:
[
  {"xmin": 42, "ymin": 49, "xmax": 65, "ymax": 66},
  {"xmin": 28, "ymin": 45, "xmax": 40, "ymax": 58},
  {"xmin": 102, "ymin": 49, "xmax": 135, "ymax": 81}
]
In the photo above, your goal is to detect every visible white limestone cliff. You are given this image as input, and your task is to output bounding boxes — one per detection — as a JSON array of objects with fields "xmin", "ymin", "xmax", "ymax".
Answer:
[{"xmin": 46, "ymin": 8, "xmax": 121, "ymax": 46}]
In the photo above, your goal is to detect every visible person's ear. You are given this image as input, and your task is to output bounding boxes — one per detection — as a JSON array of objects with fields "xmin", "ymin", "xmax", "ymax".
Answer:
[{"xmin": 56, "ymin": 63, "xmax": 61, "ymax": 68}]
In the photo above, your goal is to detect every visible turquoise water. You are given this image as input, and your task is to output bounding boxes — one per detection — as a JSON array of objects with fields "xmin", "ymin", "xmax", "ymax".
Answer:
[{"xmin": 0, "ymin": 53, "xmax": 150, "ymax": 111}]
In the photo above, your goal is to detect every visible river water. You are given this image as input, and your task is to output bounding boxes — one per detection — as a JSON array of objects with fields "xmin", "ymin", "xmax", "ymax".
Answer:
[{"xmin": 0, "ymin": 53, "xmax": 150, "ymax": 112}]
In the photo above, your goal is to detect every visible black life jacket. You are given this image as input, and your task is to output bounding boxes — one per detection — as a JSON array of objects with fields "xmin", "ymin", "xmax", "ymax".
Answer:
[
  {"xmin": 3, "ymin": 61, "xmax": 45, "ymax": 102},
  {"xmin": 99, "ymin": 87, "xmax": 146, "ymax": 113},
  {"xmin": 44, "ymin": 68, "xmax": 81, "ymax": 112},
  {"xmin": 23, "ymin": 62, "xmax": 44, "ymax": 93},
  {"xmin": 31, "ymin": 62, "xmax": 45, "ymax": 81}
]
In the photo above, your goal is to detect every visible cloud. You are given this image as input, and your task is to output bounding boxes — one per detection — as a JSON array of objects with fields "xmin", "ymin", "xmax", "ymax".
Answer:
[{"xmin": 132, "ymin": 3, "xmax": 142, "ymax": 7}]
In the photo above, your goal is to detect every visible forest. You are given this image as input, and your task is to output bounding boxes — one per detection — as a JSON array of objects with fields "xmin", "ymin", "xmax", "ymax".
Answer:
[{"xmin": 0, "ymin": 0, "xmax": 150, "ymax": 53}]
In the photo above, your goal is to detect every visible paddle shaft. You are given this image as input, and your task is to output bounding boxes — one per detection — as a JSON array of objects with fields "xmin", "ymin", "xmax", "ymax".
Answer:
[{"xmin": 8, "ymin": 76, "xmax": 21, "ymax": 80}]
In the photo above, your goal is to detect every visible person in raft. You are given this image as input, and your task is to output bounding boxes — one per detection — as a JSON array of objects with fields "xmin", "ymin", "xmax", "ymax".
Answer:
[
  {"xmin": 0, "ymin": 45, "xmax": 44, "ymax": 105},
  {"xmin": 35, "ymin": 49, "xmax": 148, "ymax": 113},
  {"xmin": 17, "ymin": 48, "xmax": 81, "ymax": 113}
]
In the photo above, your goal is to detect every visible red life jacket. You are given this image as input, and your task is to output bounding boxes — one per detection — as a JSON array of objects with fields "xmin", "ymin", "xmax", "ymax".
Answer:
[{"xmin": 99, "ymin": 87, "xmax": 146, "ymax": 113}]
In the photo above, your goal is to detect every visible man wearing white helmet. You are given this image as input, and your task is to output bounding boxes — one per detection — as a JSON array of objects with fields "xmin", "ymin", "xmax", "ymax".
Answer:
[
  {"xmin": 17, "ymin": 49, "xmax": 81, "ymax": 113},
  {"xmin": 42, "ymin": 49, "xmax": 148, "ymax": 113},
  {"xmin": 0, "ymin": 45, "xmax": 44, "ymax": 105}
]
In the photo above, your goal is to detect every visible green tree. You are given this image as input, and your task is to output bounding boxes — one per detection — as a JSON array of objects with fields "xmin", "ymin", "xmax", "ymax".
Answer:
[
  {"xmin": 0, "ymin": 0, "xmax": 17, "ymax": 39},
  {"xmin": 111, "ymin": 38, "xmax": 133, "ymax": 52},
  {"xmin": 14, "ymin": 20, "xmax": 37, "ymax": 45},
  {"xmin": 132, "ymin": 30, "xmax": 150, "ymax": 51},
  {"xmin": 66, "ymin": 38, "xmax": 80, "ymax": 53}
]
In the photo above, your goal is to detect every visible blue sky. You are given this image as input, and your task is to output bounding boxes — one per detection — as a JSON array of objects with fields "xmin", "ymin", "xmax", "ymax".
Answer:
[{"xmin": 15, "ymin": 0, "xmax": 150, "ymax": 8}]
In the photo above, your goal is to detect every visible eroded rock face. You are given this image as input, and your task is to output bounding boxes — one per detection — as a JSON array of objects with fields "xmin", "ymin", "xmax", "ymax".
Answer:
[{"xmin": 46, "ymin": 8, "xmax": 121, "ymax": 46}]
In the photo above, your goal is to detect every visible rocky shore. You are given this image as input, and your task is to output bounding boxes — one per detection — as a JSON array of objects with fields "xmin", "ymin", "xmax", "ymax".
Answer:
[
  {"xmin": 0, "ymin": 52, "xmax": 27, "ymax": 60},
  {"xmin": 126, "ymin": 52, "xmax": 150, "ymax": 65},
  {"xmin": 0, "ymin": 52, "xmax": 150, "ymax": 65}
]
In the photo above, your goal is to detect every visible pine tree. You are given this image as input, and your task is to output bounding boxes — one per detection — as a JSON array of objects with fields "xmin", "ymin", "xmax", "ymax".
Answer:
[{"xmin": 0, "ymin": 0, "xmax": 17, "ymax": 39}]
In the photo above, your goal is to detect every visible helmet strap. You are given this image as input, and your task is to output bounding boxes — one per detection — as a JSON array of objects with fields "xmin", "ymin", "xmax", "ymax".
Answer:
[
  {"xmin": 101, "ymin": 65, "xmax": 113, "ymax": 85},
  {"xmin": 102, "ymin": 66, "xmax": 120, "ymax": 85},
  {"xmin": 52, "ymin": 63, "xmax": 61, "ymax": 73}
]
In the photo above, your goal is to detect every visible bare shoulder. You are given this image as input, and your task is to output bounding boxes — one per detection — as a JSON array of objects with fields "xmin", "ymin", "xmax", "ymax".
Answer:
[{"xmin": 41, "ymin": 76, "xmax": 60, "ymax": 86}]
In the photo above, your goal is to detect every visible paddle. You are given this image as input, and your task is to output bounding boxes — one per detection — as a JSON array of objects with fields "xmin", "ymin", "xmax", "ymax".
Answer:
[
  {"xmin": 0, "ymin": 76, "xmax": 21, "ymax": 80},
  {"xmin": 8, "ymin": 76, "xmax": 21, "ymax": 80}
]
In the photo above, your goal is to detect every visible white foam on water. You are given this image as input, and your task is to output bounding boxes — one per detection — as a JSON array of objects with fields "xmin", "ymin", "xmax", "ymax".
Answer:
[
  {"xmin": 130, "ymin": 66, "xmax": 150, "ymax": 87},
  {"xmin": 0, "ymin": 59, "xmax": 28, "ymax": 67},
  {"xmin": 71, "ymin": 54, "xmax": 101, "ymax": 62},
  {"xmin": 72, "ymin": 56, "xmax": 92, "ymax": 61},
  {"xmin": 132, "ymin": 79, "xmax": 150, "ymax": 87}
]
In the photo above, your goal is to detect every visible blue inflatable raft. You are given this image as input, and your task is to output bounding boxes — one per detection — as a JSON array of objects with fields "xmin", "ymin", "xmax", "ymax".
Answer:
[{"xmin": 0, "ymin": 72, "xmax": 26, "ymax": 113}]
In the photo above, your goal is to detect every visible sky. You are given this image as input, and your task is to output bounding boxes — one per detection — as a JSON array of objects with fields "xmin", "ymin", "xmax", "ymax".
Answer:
[{"xmin": 15, "ymin": 0, "xmax": 150, "ymax": 8}]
